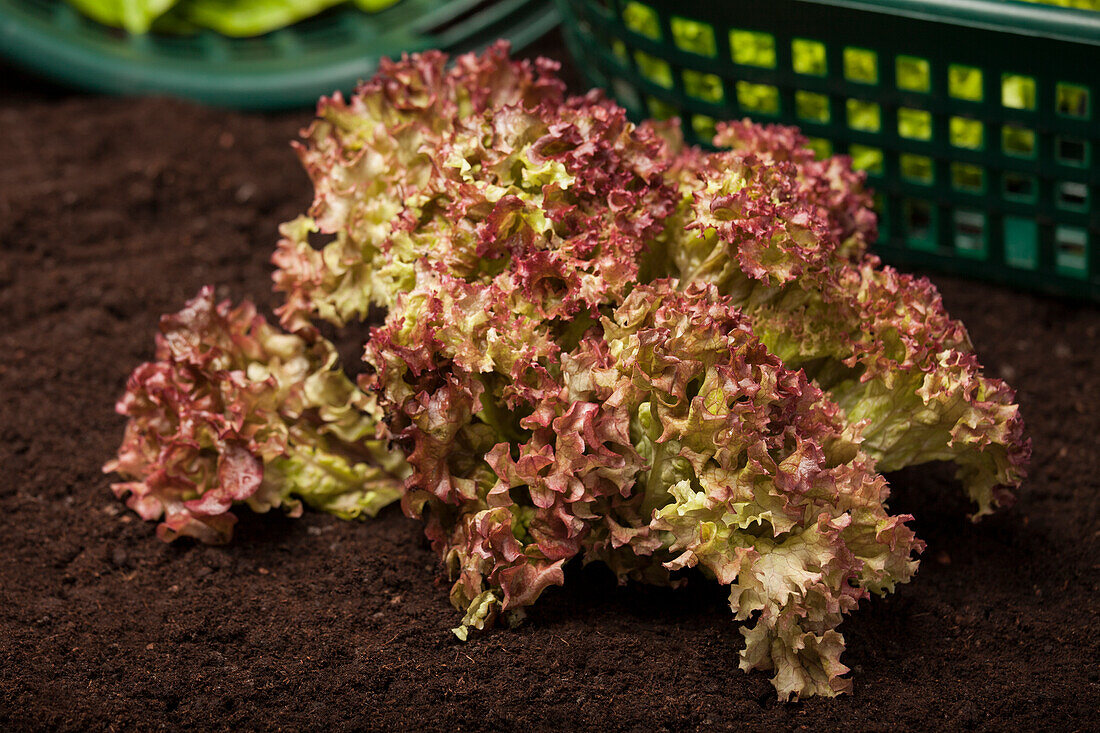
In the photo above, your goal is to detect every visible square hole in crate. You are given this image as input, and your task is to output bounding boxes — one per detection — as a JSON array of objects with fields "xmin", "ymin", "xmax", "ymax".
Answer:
[
  {"xmin": 792, "ymin": 38, "xmax": 827, "ymax": 76},
  {"xmin": 1003, "ymin": 173, "xmax": 1037, "ymax": 203},
  {"xmin": 646, "ymin": 96, "xmax": 678, "ymax": 120},
  {"xmin": 900, "ymin": 154, "xmax": 934, "ymax": 184},
  {"xmin": 736, "ymin": 82, "xmax": 780, "ymax": 115},
  {"xmin": 730, "ymin": 29, "xmax": 776, "ymax": 68},
  {"xmin": 671, "ymin": 17, "xmax": 716, "ymax": 57},
  {"xmin": 949, "ymin": 117, "xmax": 983, "ymax": 150},
  {"xmin": 952, "ymin": 163, "xmax": 985, "ymax": 193},
  {"xmin": 611, "ymin": 38, "xmax": 629, "ymax": 64},
  {"xmin": 1056, "ymin": 83, "xmax": 1090, "ymax": 119},
  {"xmin": 692, "ymin": 114, "xmax": 717, "ymax": 141},
  {"xmin": 1002, "ymin": 74, "xmax": 1036, "ymax": 110},
  {"xmin": 1056, "ymin": 137, "xmax": 1090, "ymax": 167},
  {"xmin": 611, "ymin": 78, "xmax": 642, "ymax": 112},
  {"xmin": 844, "ymin": 47, "xmax": 878, "ymax": 84},
  {"xmin": 954, "ymin": 210, "xmax": 987, "ymax": 259},
  {"xmin": 948, "ymin": 65, "xmax": 983, "ymax": 101},
  {"xmin": 683, "ymin": 70, "xmax": 724, "ymax": 103},
  {"xmin": 805, "ymin": 137, "xmax": 833, "ymax": 160},
  {"xmin": 903, "ymin": 199, "xmax": 936, "ymax": 250},
  {"xmin": 1056, "ymin": 181, "xmax": 1090, "ymax": 211},
  {"xmin": 1004, "ymin": 216, "xmax": 1038, "ymax": 270},
  {"xmin": 896, "ymin": 56, "xmax": 931, "ymax": 93},
  {"xmin": 898, "ymin": 107, "xmax": 932, "ymax": 140},
  {"xmin": 850, "ymin": 144, "xmax": 883, "ymax": 175},
  {"xmin": 1055, "ymin": 226, "xmax": 1089, "ymax": 278},
  {"xmin": 1002, "ymin": 126, "xmax": 1036, "ymax": 158},
  {"xmin": 634, "ymin": 51, "xmax": 673, "ymax": 88},
  {"xmin": 847, "ymin": 99, "xmax": 881, "ymax": 132},
  {"xmin": 622, "ymin": 1, "xmax": 661, "ymax": 40},
  {"xmin": 795, "ymin": 91, "xmax": 830, "ymax": 124}
]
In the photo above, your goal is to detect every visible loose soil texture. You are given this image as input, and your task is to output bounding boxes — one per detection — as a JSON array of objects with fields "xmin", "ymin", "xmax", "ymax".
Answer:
[{"xmin": 1, "ymin": 74, "xmax": 1098, "ymax": 732}]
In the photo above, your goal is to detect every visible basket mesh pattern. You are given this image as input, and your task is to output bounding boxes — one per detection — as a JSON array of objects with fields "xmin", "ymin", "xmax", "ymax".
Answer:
[{"xmin": 556, "ymin": 0, "xmax": 1100, "ymax": 300}]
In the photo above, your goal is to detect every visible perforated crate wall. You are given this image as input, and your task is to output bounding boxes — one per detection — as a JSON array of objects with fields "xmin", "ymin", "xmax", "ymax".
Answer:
[{"xmin": 555, "ymin": 0, "xmax": 1100, "ymax": 300}]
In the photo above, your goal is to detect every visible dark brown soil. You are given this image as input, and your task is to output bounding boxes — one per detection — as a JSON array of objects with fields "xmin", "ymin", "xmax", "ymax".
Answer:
[{"xmin": 1, "ymin": 60, "xmax": 1099, "ymax": 732}]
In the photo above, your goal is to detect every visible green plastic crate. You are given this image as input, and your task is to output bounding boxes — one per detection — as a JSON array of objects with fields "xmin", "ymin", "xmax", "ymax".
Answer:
[
  {"xmin": 554, "ymin": 0, "xmax": 1100, "ymax": 300},
  {"xmin": 0, "ymin": 0, "xmax": 559, "ymax": 109}
]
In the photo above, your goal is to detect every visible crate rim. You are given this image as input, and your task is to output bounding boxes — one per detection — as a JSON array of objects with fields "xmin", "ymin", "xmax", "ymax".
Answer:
[{"xmin": 629, "ymin": 0, "xmax": 1100, "ymax": 47}]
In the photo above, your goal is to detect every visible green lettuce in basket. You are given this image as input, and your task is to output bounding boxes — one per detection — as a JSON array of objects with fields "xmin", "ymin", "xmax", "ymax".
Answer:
[{"xmin": 66, "ymin": 0, "xmax": 398, "ymax": 36}]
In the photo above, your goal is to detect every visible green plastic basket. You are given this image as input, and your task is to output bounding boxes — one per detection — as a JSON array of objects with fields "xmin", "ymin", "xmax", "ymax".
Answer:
[
  {"xmin": 555, "ymin": 0, "xmax": 1100, "ymax": 300},
  {"xmin": 0, "ymin": 0, "xmax": 560, "ymax": 109}
]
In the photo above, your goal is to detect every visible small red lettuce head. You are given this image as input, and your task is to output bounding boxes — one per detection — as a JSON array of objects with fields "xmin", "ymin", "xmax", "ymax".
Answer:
[{"xmin": 105, "ymin": 287, "xmax": 406, "ymax": 543}]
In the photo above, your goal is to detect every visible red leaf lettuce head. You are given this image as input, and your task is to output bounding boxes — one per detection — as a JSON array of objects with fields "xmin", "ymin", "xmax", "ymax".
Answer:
[
  {"xmin": 104, "ymin": 287, "xmax": 407, "ymax": 543},
  {"xmin": 110, "ymin": 44, "xmax": 1029, "ymax": 701}
]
